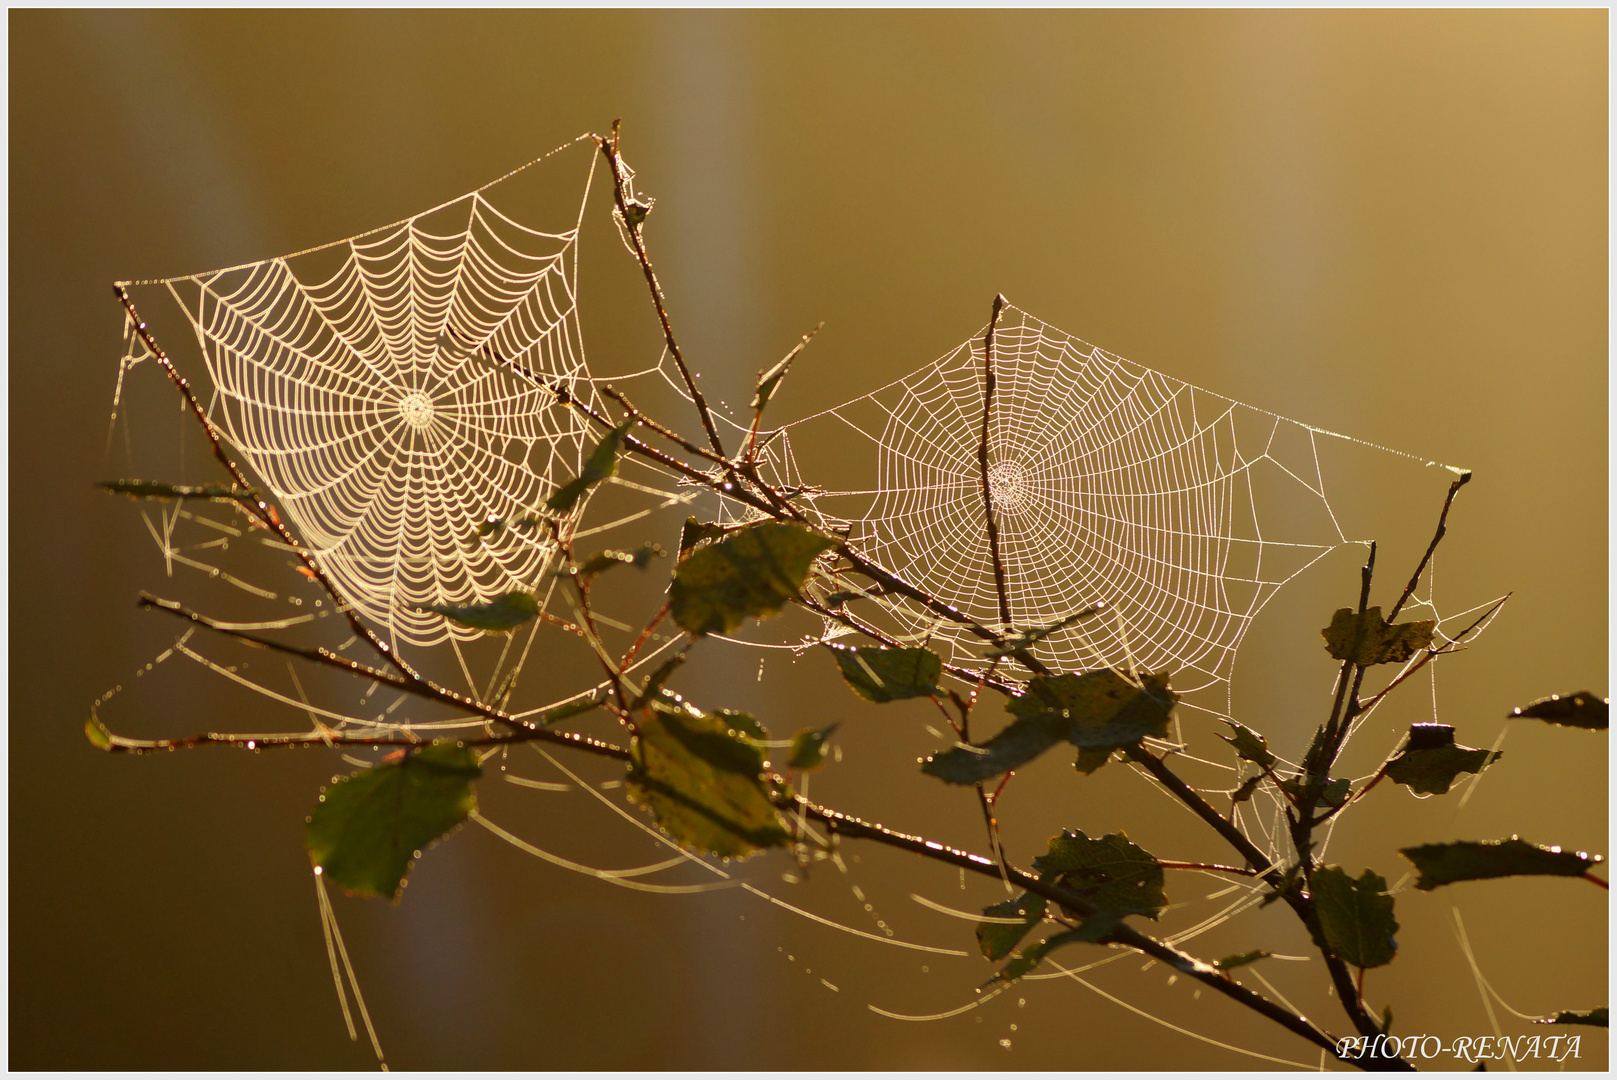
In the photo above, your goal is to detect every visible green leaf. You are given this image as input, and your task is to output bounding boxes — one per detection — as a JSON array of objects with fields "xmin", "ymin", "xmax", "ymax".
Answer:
[
  {"xmin": 1213, "ymin": 949, "xmax": 1272, "ymax": 972},
  {"xmin": 1311, "ymin": 866, "xmax": 1398, "ymax": 968},
  {"xmin": 788, "ymin": 724, "xmax": 838, "ymax": 771},
  {"xmin": 976, "ymin": 891, "xmax": 1047, "ymax": 961},
  {"xmin": 578, "ymin": 542, "xmax": 663, "ymax": 577},
  {"xmin": 1510, "ymin": 691, "xmax": 1608, "ymax": 730},
  {"xmin": 1009, "ymin": 670, "xmax": 1176, "ymax": 750},
  {"xmin": 1322, "ymin": 606, "xmax": 1435, "ymax": 666},
  {"xmin": 985, "ymin": 924, "xmax": 1114, "ymax": 987},
  {"xmin": 669, "ymin": 522, "xmax": 836, "ymax": 636},
  {"xmin": 828, "ymin": 643, "xmax": 941, "ymax": 702},
  {"xmin": 1230, "ymin": 774, "xmax": 1263, "ymax": 806},
  {"xmin": 98, "ymin": 478, "xmax": 259, "ymax": 503},
  {"xmin": 627, "ymin": 697, "xmax": 789, "ymax": 860},
  {"xmin": 1281, "ymin": 775, "xmax": 1352, "ymax": 809},
  {"xmin": 1219, "ymin": 720, "xmax": 1276, "ymax": 770},
  {"xmin": 1537, "ymin": 1008, "xmax": 1607, "ymax": 1027},
  {"xmin": 678, "ymin": 517, "xmax": 728, "ymax": 559},
  {"xmin": 751, "ymin": 323, "xmax": 820, "ymax": 412},
  {"xmin": 304, "ymin": 741, "xmax": 482, "ymax": 901},
  {"xmin": 1399, "ymin": 838, "xmax": 1603, "ymax": 891},
  {"xmin": 421, "ymin": 591, "xmax": 539, "ymax": 633},
  {"xmin": 1074, "ymin": 745, "xmax": 1113, "ymax": 774},
  {"xmin": 1385, "ymin": 724, "xmax": 1502, "ymax": 795},
  {"xmin": 713, "ymin": 708, "xmax": 769, "ymax": 743},
  {"xmin": 920, "ymin": 712, "xmax": 1068, "ymax": 784},
  {"xmin": 1032, "ymin": 830, "xmax": 1167, "ymax": 923},
  {"xmin": 921, "ymin": 670, "xmax": 1175, "ymax": 785},
  {"xmin": 547, "ymin": 419, "xmax": 634, "ymax": 512}
]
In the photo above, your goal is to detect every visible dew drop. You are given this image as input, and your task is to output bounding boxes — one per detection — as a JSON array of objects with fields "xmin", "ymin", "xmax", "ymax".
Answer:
[{"xmin": 999, "ymin": 1039, "xmax": 1012, "ymax": 1049}]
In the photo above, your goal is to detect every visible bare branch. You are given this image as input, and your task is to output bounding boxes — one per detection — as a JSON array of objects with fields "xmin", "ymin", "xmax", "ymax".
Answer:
[{"xmin": 593, "ymin": 122, "xmax": 727, "ymax": 458}]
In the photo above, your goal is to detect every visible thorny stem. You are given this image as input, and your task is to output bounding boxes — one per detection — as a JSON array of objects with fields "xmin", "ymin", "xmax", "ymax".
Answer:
[
  {"xmin": 978, "ymin": 293, "xmax": 1013, "ymax": 629},
  {"xmin": 593, "ymin": 121, "xmax": 727, "ymax": 459}
]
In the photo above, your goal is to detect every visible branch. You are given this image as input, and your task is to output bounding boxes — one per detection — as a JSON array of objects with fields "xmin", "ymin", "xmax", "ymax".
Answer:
[
  {"xmin": 977, "ymin": 293, "xmax": 1012, "ymax": 628},
  {"xmin": 1385, "ymin": 470, "xmax": 1470, "ymax": 622},
  {"xmin": 113, "ymin": 289, "xmax": 423, "ymax": 689},
  {"xmin": 593, "ymin": 121, "xmax": 726, "ymax": 458}
]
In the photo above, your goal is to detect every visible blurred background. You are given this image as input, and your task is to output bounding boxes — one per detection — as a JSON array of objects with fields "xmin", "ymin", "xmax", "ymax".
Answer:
[{"xmin": 10, "ymin": 10, "xmax": 1606, "ymax": 1070}]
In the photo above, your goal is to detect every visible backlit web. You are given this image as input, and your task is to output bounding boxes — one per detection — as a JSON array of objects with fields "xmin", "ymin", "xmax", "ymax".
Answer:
[
  {"xmin": 778, "ymin": 303, "xmax": 1387, "ymax": 717},
  {"xmin": 135, "ymin": 139, "xmax": 604, "ymax": 646}
]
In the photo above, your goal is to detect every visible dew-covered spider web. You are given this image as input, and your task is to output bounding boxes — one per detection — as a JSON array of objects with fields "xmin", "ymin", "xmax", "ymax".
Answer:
[
  {"xmin": 98, "ymin": 136, "xmax": 1509, "ymax": 1070},
  {"xmin": 762, "ymin": 302, "xmax": 1467, "ymax": 725},
  {"xmin": 122, "ymin": 137, "xmax": 619, "ymax": 647}
]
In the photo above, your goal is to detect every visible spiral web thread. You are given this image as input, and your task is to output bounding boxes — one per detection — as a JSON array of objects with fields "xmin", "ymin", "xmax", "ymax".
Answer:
[{"xmin": 128, "ymin": 137, "xmax": 615, "ymax": 647}]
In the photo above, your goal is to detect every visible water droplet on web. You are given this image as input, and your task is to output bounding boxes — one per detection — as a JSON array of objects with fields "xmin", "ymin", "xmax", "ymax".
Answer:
[{"xmin": 999, "ymin": 1039, "xmax": 1012, "ymax": 1049}]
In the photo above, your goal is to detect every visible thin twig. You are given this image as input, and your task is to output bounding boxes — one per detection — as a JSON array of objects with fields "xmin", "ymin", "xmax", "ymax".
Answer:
[
  {"xmin": 978, "ymin": 294, "xmax": 1013, "ymax": 629},
  {"xmin": 593, "ymin": 122, "xmax": 726, "ymax": 458},
  {"xmin": 1385, "ymin": 471, "xmax": 1471, "ymax": 623},
  {"xmin": 114, "ymin": 289, "xmax": 422, "ymax": 688}
]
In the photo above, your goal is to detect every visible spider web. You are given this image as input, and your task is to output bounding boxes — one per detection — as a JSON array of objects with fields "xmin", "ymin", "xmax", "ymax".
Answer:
[
  {"xmin": 771, "ymin": 302, "xmax": 1456, "ymax": 720},
  {"xmin": 126, "ymin": 137, "xmax": 608, "ymax": 646}
]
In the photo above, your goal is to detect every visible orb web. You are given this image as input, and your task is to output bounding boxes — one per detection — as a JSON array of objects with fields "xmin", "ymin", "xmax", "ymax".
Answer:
[
  {"xmin": 783, "ymin": 302, "xmax": 1415, "ymax": 707},
  {"xmin": 141, "ymin": 139, "xmax": 605, "ymax": 645}
]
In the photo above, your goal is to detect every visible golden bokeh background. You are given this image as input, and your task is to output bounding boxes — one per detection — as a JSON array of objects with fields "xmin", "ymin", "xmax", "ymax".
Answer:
[{"xmin": 11, "ymin": 10, "xmax": 1606, "ymax": 1070}]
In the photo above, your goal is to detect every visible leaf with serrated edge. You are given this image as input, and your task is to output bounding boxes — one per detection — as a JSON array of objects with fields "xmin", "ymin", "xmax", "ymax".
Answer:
[
  {"xmin": 1400, "ymin": 838, "xmax": 1603, "ymax": 891},
  {"xmin": 669, "ymin": 522, "xmax": 835, "ymax": 636},
  {"xmin": 923, "ymin": 671, "xmax": 1173, "ymax": 785},
  {"xmin": 1322, "ymin": 607, "xmax": 1435, "ymax": 666},
  {"xmin": 1537, "ymin": 1008, "xmax": 1607, "ymax": 1027},
  {"xmin": 422, "ymin": 591, "xmax": 539, "ymax": 633},
  {"xmin": 305, "ymin": 741, "xmax": 481, "ymax": 901},
  {"xmin": 1386, "ymin": 724, "xmax": 1501, "ymax": 796},
  {"xmin": 828, "ymin": 644, "xmax": 941, "ymax": 702},
  {"xmin": 1220, "ymin": 720, "xmax": 1276, "ymax": 769},
  {"xmin": 1009, "ymin": 670, "xmax": 1175, "ymax": 750},
  {"xmin": 1312, "ymin": 866, "xmax": 1398, "ymax": 968},
  {"xmin": 1074, "ymin": 745, "xmax": 1112, "ymax": 774},
  {"xmin": 1510, "ymin": 691, "xmax": 1608, "ymax": 730},
  {"xmin": 678, "ymin": 518, "xmax": 727, "ymax": 559},
  {"xmin": 627, "ymin": 697, "xmax": 788, "ymax": 860},
  {"xmin": 976, "ymin": 891, "xmax": 1046, "ymax": 961},
  {"xmin": 920, "ymin": 712, "xmax": 1068, "ymax": 784},
  {"xmin": 1281, "ymin": 775, "xmax": 1351, "ymax": 808},
  {"xmin": 1033, "ymin": 830, "xmax": 1166, "ymax": 922}
]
